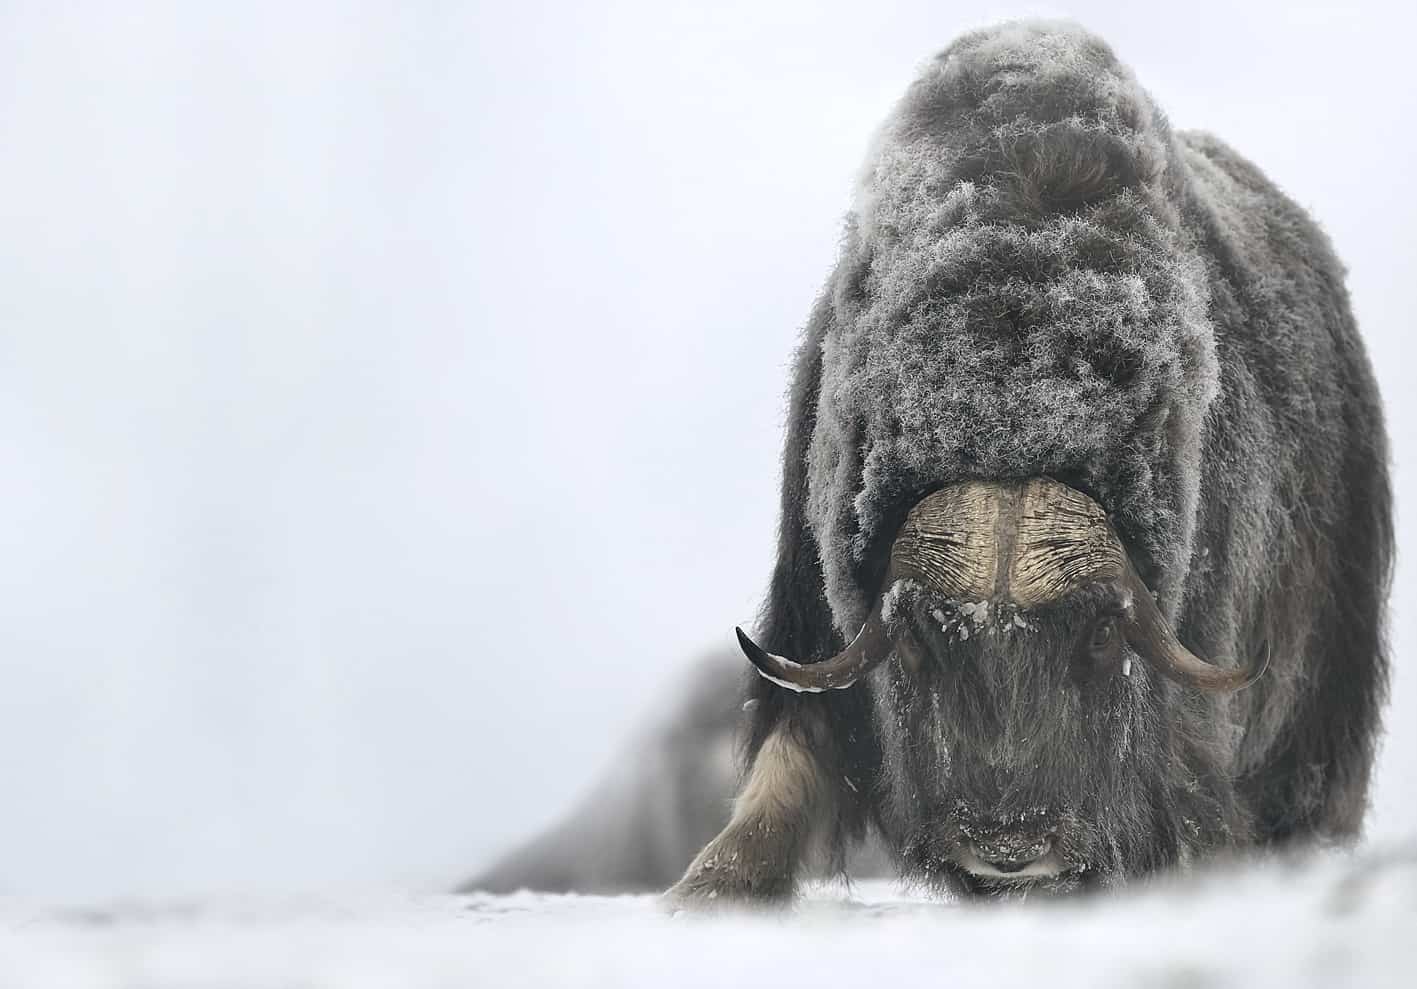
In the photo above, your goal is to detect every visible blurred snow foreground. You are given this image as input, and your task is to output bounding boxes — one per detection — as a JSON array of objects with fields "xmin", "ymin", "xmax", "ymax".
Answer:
[{"xmin": 2, "ymin": 846, "xmax": 1414, "ymax": 988}]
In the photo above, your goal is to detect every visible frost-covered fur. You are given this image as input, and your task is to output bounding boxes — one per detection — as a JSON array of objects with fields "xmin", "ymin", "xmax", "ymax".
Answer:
[
  {"xmin": 676, "ymin": 20, "xmax": 1390, "ymax": 904},
  {"xmin": 815, "ymin": 24, "xmax": 1217, "ymax": 630}
]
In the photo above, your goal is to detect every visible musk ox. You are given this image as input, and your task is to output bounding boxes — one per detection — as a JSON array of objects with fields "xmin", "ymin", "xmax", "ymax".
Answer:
[{"xmin": 667, "ymin": 21, "xmax": 1391, "ymax": 905}]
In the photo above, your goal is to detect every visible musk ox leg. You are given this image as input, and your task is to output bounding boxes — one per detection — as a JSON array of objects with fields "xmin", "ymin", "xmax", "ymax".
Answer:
[{"xmin": 664, "ymin": 722, "xmax": 826, "ymax": 909}]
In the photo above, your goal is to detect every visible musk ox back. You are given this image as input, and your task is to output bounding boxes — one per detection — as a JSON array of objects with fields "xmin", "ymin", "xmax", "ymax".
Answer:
[{"xmin": 666, "ymin": 20, "xmax": 1391, "ymax": 906}]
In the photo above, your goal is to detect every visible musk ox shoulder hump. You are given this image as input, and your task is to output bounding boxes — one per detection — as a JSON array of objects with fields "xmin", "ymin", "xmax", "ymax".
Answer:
[
  {"xmin": 815, "ymin": 21, "xmax": 1219, "ymax": 633},
  {"xmin": 855, "ymin": 19, "xmax": 1181, "ymax": 242}
]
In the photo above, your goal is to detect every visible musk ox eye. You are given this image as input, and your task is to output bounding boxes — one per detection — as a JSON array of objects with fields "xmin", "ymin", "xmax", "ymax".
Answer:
[
  {"xmin": 1081, "ymin": 614, "xmax": 1124, "ymax": 676},
  {"xmin": 1090, "ymin": 617, "xmax": 1117, "ymax": 652}
]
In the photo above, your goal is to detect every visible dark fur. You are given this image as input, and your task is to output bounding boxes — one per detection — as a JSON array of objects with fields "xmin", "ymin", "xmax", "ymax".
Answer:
[{"xmin": 683, "ymin": 21, "xmax": 1390, "ymax": 902}]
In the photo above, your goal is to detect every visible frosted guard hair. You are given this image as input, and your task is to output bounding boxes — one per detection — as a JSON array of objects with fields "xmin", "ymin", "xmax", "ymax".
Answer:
[{"xmin": 805, "ymin": 21, "xmax": 1217, "ymax": 632}]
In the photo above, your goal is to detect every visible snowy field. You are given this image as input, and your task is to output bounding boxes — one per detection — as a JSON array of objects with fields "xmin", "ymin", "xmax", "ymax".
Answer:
[{"xmin": 3, "ymin": 845, "xmax": 1414, "ymax": 988}]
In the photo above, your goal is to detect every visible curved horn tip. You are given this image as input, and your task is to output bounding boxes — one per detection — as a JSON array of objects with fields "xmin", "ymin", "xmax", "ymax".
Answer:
[
  {"xmin": 734, "ymin": 626, "xmax": 774, "ymax": 665},
  {"xmin": 1179, "ymin": 643, "xmax": 1271, "ymax": 693},
  {"xmin": 734, "ymin": 626, "xmax": 766, "ymax": 665},
  {"xmin": 1197, "ymin": 639, "xmax": 1272, "ymax": 692},
  {"xmin": 1235, "ymin": 639, "xmax": 1272, "ymax": 691},
  {"xmin": 734, "ymin": 626, "xmax": 827, "ymax": 694}
]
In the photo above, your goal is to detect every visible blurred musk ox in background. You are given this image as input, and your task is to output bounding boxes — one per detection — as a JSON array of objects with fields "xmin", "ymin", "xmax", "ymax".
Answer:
[{"xmin": 467, "ymin": 21, "xmax": 1391, "ymax": 903}]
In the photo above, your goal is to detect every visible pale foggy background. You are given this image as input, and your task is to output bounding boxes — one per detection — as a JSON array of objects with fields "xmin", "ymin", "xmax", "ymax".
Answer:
[{"xmin": 1, "ymin": 1, "xmax": 1412, "ymax": 900}]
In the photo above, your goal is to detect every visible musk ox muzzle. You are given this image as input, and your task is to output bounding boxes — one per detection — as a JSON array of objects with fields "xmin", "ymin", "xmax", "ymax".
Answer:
[{"xmin": 736, "ymin": 477, "xmax": 1267, "ymax": 694}]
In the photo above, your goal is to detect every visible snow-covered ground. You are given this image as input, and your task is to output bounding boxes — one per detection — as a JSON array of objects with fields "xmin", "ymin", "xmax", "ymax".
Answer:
[{"xmin": 4, "ymin": 845, "xmax": 1413, "ymax": 988}]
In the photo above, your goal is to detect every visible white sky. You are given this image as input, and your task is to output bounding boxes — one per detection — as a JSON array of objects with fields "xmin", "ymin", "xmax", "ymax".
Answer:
[{"xmin": 1, "ymin": 1, "xmax": 1413, "ymax": 898}]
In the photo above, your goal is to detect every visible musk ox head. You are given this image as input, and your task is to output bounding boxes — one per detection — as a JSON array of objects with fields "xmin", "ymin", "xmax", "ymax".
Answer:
[{"xmin": 737, "ymin": 477, "xmax": 1264, "ymax": 895}]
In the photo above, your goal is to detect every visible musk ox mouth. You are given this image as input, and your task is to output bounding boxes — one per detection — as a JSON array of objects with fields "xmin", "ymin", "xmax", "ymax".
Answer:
[
  {"xmin": 931, "ymin": 838, "xmax": 1093, "ymax": 898},
  {"xmin": 950, "ymin": 844, "xmax": 1069, "ymax": 881}
]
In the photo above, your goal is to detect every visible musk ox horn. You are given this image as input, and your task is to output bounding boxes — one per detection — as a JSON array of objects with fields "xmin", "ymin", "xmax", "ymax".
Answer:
[
  {"xmin": 1120, "ymin": 561, "xmax": 1268, "ymax": 691},
  {"xmin": 735, "ymin": 601, "xmax": 895, "ymax": 693},
  {"xmin": 735, "ymin": 478, "xmax": 1266, "ymax": 694}
]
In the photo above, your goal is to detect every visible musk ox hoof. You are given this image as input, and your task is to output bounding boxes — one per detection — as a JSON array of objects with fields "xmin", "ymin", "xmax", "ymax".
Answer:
[{"xmin": 662, "ymin": 843, "xmax": 794, "ymax": 913}]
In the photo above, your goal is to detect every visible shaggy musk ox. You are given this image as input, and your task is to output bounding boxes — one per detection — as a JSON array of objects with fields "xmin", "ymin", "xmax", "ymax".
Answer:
[{"xmin": 667, "ymin": 21, "xmax": 1391, "ymax": 906}]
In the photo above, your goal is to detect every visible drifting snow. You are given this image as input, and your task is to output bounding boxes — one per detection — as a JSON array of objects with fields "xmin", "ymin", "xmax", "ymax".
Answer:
[{"xmin": 1, "ymin": 846, "xmax": 1414, "ymax": 987}]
